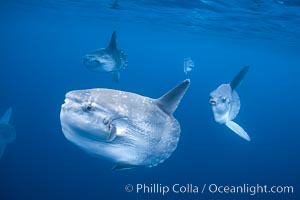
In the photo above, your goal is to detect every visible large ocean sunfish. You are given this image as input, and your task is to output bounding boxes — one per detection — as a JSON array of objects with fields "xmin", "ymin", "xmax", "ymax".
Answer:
[
  {"xmin": 83, "ymin": 31, "xmax": 128, "ymax": 82},
  {"xmin": 60, "ymin": 79, "xmax": 190, "ymax": 170},
  {"xmin": 0, "ymin": 107, "xmax": 16, "ymax": 159},
  {"xmin": 209, "ymin": 66, "xmax": 250, "ymax": 141}
]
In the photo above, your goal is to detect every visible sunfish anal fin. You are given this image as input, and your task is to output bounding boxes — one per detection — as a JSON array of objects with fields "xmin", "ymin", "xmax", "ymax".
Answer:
[
  {"xmin": 0, "ymin": 144, "xmax": 6, "ymax": 159},
  {"xmin": 157, "ymin": 79, "xmax": 190, "ymax": 115},
  {"xmin": 107, "ymin": 31, "xmax": 117, "ymax": 50},
  {"xmin": 113, "ymin": 164, "xmax": 138, "ymax": 170},
  {"xmin": 0, "ymin": 107, "xmax": 12, "ymax": 124},
  {"xmin": 230, "ymin": 66, "xmax": 249, "ymax": 90},
  {"xmin": 225, "ymin": 121, "xmax": 251, "ymax": 141},
  {"xmin": 111, "ymin": 71, "xmax": 120, "ymax": 83}
]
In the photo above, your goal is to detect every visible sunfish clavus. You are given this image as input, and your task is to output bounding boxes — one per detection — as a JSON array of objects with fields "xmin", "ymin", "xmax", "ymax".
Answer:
[
  {"xmin": 209, "ymin": 66, "xmax": 250, "ymax": 141},
  {"xmin": 60, "ymin": 79, "xmax": 190, "ymax": 170}
]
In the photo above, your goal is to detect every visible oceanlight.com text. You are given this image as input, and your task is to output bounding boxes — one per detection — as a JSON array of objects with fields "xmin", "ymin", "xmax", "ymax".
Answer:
[
  {"xmin": 207, "ymin": 183, "xmax": 294, "ymax": 196},
  {"xmin": 124, "ymin": 183, "xmax": 294, "ymax": 196}
]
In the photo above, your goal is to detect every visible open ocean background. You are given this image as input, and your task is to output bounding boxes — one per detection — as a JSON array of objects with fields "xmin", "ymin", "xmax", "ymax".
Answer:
[{"xmin": 0, "ymin": 0, "xmax": 299, "ymax": 199}]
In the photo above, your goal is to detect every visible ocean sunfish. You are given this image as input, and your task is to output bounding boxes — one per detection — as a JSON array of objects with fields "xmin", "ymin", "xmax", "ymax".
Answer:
[
  {"xmin": 0, "ymin": 107, "xmax": 16, "ymax": 159},
  {"xmin": 209, "ymin": 66, "xmax": 250, "ymax": 141},
  {"xmin": 183, "ymin": 57, "xmax": 194, "ymax": 75},
  {"xmin": 83, "ymin": 31, "xmax": 128, "ymax": 82},
  {"xmin": 60, "ymin": 79, "xmax": 190, "ymax": 170}
]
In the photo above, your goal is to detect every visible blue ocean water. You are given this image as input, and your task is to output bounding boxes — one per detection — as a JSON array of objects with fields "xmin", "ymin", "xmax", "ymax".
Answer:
[{"xmin": 0, "ymin": 0, "xmax": 299, "ymax": 199}]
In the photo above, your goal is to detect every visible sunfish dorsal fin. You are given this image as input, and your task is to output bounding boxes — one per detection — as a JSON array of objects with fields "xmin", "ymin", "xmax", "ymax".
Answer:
[
  {"xmin": 157, "ymin": 79, "xmax": 190, "ymax": 115},
  {"xmin": 107, "ymin": 31, "xmax": 117, "ymax": 50},
  {"xmin": 230, "ymin": 66, "xmax": 249, "ymax": 90},
  {"xmin": 0, "ymin": 107, "xmax": 12, "ymax": 124},
  {"xmin": 0, "ymin": 144, "xmax": 6, "ymax": 159},
  {"xmin": 225, "ymin": 120, "xmax": 250, "ymax": 141}
]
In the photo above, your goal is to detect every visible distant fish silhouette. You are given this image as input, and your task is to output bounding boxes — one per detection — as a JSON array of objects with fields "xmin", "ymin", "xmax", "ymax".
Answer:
[
  {"xmin": 109, "ymin": 0, "xmax": 120, "ymax": 9},
  {"xmin": 183, "ymin": 57, "xmax": 194, "ymax": 75},
  {"xmin": 209, "ymin": 66, "xmax": 250, "ymax": 141},
  {"xmin": 83, "ymin": 31, "xmax": 128, "ymax": 82},
  {"xmin": 0, "ymin": 107, "xmax": 16, "ymax": 159}
]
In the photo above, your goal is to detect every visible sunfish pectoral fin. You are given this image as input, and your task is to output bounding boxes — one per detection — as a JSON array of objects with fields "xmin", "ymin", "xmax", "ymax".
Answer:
[
  {"xmin": 157, "ymin": 79, "xmax": 190, "ymax": 115},
  {"xmin": 0, "ymin": 107, "xmax": 12, "ymax": 124},
  {"xmin": 230, "ymin": 66, "xmax": 249, "ymax": 90},
  {"xmin": 107, "ymin": 30, "xmax": 117, "ymax": 50},
  {"xmin": 111, "ymin": 71, "xmax": 120, "ymax": 82},
  {"xmin": 225, "ymin": 121, "xmax": 251, "ymax": 141},
  {"xmin": 112, "ymin": 164, "xmax": 138, "ymax": 171},
  {"xmin": 0, "ymin": 144, "xmax": 6, "ymax": 159}
]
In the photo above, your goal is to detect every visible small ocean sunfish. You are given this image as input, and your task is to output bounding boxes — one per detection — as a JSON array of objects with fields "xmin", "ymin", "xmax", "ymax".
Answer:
[
  {"xmin": 83, "ymin": 31, "xmax": 128, "ymax": 82},
  {"xmin": 60, "ymin": 80, "xmax": 190, "ymax": 170},
  {"xmin": 183, "ymin": 57, "xmax": 194, "ymax": 74},
  {"xmin": 209, "ymin": 66, "xmax": 251, "ymax": 141},
  {"xmin": 0, "ymin": 107, "xmax": 16, "ymax": 159}
]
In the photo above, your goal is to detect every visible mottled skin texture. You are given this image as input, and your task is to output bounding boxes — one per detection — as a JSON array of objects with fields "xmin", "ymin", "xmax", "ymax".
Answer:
[{"xmin": 60, "ymin": 80, "xmax": 190, "ymax": 168}]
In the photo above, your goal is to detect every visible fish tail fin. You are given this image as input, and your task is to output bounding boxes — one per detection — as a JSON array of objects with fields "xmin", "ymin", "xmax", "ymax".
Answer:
[
  {"xmin": 0, "ymin": 144, "xmax": 6, "ymax": 159},
  {"xmin": 0, "ymin": 107, "xmax": 12, "ymax": 124},
  {"xmin": 230, "ymin": 66, "xmax": 249, "ymax": 90},
  {"xmin": 225, "ymin": 120, "xmax": 251, "ymax": 141}
]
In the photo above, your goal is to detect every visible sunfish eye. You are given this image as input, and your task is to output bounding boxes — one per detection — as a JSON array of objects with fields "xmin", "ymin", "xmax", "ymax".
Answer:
[
  {"xmin": 103, "ymin": 117, "xmax": 111, "ymax": 125},
  {"xmin": 82, "ymin": 102, "xmax": 93, "ymax": 112},
  {"xmin": 221, "ymin": 97, "xmax": 227, "ymax": 102},
  {"xmin": 86, "ymin": 104, "xmax": 92, "ymax": 111}
]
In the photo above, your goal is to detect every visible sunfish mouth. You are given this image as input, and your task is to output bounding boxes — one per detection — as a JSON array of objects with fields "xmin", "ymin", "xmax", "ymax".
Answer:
[{"xmin": 209, "ymin": 99, "xmax": 216, "ymax": 106}]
